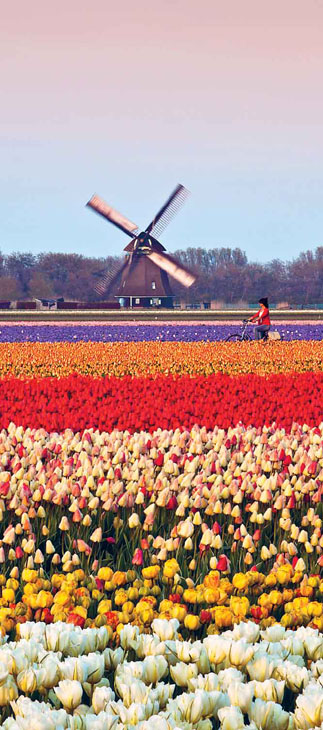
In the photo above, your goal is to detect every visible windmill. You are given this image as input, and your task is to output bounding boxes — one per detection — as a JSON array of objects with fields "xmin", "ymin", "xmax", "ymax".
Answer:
[{"xmin": 86, "ymin": 184, "xmax": 196, "ymax": 308}]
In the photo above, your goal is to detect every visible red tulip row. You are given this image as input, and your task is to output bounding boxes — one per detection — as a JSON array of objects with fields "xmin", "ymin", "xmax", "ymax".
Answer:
[{"xmin": 0, "ymin": 372, "xmax": 321, "ymax": 432}]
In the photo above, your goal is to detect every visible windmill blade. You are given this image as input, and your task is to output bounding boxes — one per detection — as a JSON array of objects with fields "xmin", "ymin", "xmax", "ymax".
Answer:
[
  {"xmin": 147, "ymin": 250, "xmax": 196, "ymax": 288},
  {"xmin": 145, "ymin": 184, "xmax": 190, "ymax": 239},
  {"xmin": 87, "ymin": 195, "xmax": 138, "ymax": 238},
  {"xmin": 93, "ymin": 259, "xmax": 127, "ymax": 296}
]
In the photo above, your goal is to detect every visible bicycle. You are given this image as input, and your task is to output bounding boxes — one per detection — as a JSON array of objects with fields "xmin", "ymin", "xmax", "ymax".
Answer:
[{"xmin": 224, "ymin": 319, "xmax": 271, "ymax": 342}]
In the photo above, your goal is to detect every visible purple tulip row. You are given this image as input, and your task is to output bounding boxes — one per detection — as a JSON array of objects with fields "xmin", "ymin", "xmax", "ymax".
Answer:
[{"xmin": 0, "ymin": 323, "xmax": 322, "ymax": 342}]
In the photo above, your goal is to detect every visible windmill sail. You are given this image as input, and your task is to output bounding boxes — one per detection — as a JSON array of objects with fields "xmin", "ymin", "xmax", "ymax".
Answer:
[
  {"xmin": 87, "ymin": 195, "xmax": 138, "ymax": 237},
  {"xmin": 147, "ymin": 250, "xmax": 196, "ymax": 287},
  {"xmin": 94, "ymin": 259, "xmax": 127, "ymax": 296},
  {"xmin": 145, "ymin": 185, "xmax": 190, "ymax": 239}
]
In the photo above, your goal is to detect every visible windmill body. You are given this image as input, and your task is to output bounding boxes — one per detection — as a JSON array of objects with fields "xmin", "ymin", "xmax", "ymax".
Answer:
[{"xmin": 87, "ymin": 186, "xmax": 196, "ymax": 308}]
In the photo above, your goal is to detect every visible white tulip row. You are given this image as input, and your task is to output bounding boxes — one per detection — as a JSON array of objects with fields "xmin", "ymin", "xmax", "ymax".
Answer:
[{"xmin": 0, "ymin": 619, "xmax": 323, "ymax": 729}]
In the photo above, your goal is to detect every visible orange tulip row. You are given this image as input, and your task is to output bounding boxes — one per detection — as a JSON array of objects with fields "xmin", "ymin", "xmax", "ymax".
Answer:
[{"xmin": 0, "ymin": 340, "xmax": 321, "ymax": 378}]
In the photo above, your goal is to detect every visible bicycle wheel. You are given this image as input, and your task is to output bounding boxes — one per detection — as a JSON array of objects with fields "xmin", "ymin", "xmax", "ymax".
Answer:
[{"xmin": 225, "ymin": 333, "xmax": 243, "ymax": 342}]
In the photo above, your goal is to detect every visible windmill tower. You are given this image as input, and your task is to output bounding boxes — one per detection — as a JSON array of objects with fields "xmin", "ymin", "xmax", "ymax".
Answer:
[{"xmin": 86, "ymin": 185, "xmax": 196, "ymax": 308}]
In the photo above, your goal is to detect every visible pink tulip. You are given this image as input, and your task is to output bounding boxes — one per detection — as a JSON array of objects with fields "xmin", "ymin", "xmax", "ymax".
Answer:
[{"xmin": 132, "ymin": 548, "xmax": 143, "ymax": 566}]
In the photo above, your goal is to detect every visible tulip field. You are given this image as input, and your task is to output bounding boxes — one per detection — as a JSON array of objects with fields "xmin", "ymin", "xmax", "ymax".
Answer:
[{"xmin": 0, "ymin": 322, "xmax": 322, "ymax": 729}]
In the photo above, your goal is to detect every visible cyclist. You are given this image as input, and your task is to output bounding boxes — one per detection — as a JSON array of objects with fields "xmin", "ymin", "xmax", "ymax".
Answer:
[{"xmin": 249, "ymin": 297, "xmax": 271, "ymax": 340}]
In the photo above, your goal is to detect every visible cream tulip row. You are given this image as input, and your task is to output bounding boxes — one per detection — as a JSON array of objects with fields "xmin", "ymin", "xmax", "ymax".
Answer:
[{"xmin": 1, "ymin": 619, "xmax": 323, "ymax": 729}]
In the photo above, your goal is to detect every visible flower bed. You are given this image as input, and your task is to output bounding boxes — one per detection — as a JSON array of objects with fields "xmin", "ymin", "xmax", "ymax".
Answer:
[
  {"xmin": 0, "ymin": 619, "xmax": 323, "ymax": 729},
  {"xmin": 0, "ymin": 422, "xmax": 322, "ymax": 639},
  {"xmin": 0, "ymin": 328, "xmax": 322, "ymax": 727},
  {"xmin": 0, "ymin": 340, "xmax": 322, "ymax": 378},
  {"xmin": 0, "ymin": 322, "xmax": 322, "ymax": 342},
  {"xmin": 0, "ymin": 372, "xmax": 322, "ymax": 431}
]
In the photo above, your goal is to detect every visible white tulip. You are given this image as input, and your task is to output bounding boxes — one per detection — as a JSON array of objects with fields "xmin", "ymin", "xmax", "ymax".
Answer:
[
  {"xmin": 45, "ymin": 625, "xmax": 70, "ymax": 654},
  {"xmin": 153, "ymin": 681, "xmax": 175, "ymax": 708},
  {"xmin": 71, "ymin": 657, "xmax": 90, "ymax": 683},
  {"xmin": 188, "ymin": 673, "xmax": 220, "ymax": 692},
  {"xmin": 103, "ymin": 648, "xmax": 124, "ymax": 671},
  {"xmin": 249, "ymin": 698, "xmax": 290, "ymax": 730},
  {"xmin": 204, "ymin": 636, "xmax": 230, "ymax": 664},
  {"xmin": 274, "ymin": 660, "xmax": 309, "ymax": 692},
  {"xmin": 311, "ymin": 659, "xmax": 323, "ymax": 679},
  {"xmin": 152, "ymin": 618, "xmax": 179, "ymax": 641},
  {"xmin": 190, "ymin": 689, "xmax": 214, "ymax": 724},
  {"xmin": 38, "ymin": 658, "xmax": 60, "ymax": 689},
  {"xmin": 142, "ymin": 655, "xmax": 168, "ymax": 684},
  {"xmin": 228, "ymin": 680, "xmax": 254, "ymax": 713},
  {"xmin": 67, "ymin": 630, "xmax": 88, "ymax": 658},
  {"xmin": 84, "ymin": 712, "xmax": 118, "ymax": 730},
  {"xmin": 120, "ymin": 624, "xmax": 139, "ymax": 651},
  {"xmin": 247, "ymin": 655, "xmax": 277, "ymax": 681},
  {"xmin": 304, "ymin": 635, "xmax": 323, "ymax": 661},
  {"xmin": 17, "ymin": 668, "xmax": 39, "ymax": 694},
  {"xmin": 115, "ymin": 676, "xmax": 149, "ymax": 706},
  {"xmin": 196, "ymin": 720, "xmax": 213, "ymax": 730},
  {"xmin": 197, "ymin": 647, "xmax": 211, "ymax": 674},
  {"xmin": 92, "ymin": 686, "xmax": 115, "ymax": 714},
  {"xmin": 218, "ymin": 706, "xmax": 245, "ymax": 730},
  {"xmin": 110, "ymin": 699, "xmax": 152, "ymax": 725},
  {"xmin": 83, "ymin": 653, "xmax": 105, "ymax": 684},
  {"xmin": 218, "ymin": 667, "xmax": 244, "ymax": 691},
  {"xmin": 232, "ymin": 621, "xmax": 260, "ymax": 644},
  {"xmin": 54, "ymin": 679, "xmax": 83, "ymax": 711},
  {"xmin": 136, "ymin": 634, "xmax": 165, "ymax": 660},
  {"xmin": 95, "ymin": 626, "xmax": 111, "ymax": 652},
  {"xmin": 281, "ymin": 635, "xmax": 305, "ymax": 657},
  {"xmin": 228, "ymin": 639, "xmax": 254, "ymax": 668},
  {"xmin": 294, "ymin": 684, "xmax": 323, "ymax": 729},
  {"xmin": 175, "ymin": 640, "xmax": 201, "ymax": 663},
  {"xmin": 261, "ymin": 624, "xmax": 286, "ymax": 643},
  {"xmin": 0, "ymin": 668, "xmax": 9, "ymax": 687},
  {"xmin": 0, "ymin": 676, "xmax": 18, "ymax": 706},
  {"xmin": 170, "ymin": 662, "xmax": 198, "ymax": 687},
  {"xmin": 253, "ymin": 678, "xmax": 285, "ymax": 704}
]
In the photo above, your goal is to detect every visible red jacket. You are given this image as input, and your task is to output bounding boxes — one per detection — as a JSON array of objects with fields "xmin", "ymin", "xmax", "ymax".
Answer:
[{"xmin": 250, "ymin": 307, "xmax": 270, "ymax": 325}]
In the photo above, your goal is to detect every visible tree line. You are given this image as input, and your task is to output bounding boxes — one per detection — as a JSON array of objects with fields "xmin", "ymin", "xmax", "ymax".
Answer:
[{"xmin": 0, "ymin": 246, "xmax": 322, "ymax": 305}]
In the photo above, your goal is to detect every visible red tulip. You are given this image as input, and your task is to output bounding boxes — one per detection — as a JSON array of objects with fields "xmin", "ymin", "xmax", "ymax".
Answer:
[
  {"xmin": 166, "ymin": 495, "xmax": 178, "ymax": 510},
  {"xmin": 200, "ymin": 610, "xmax": 212, "ymax": 624},
  {"xmin": 67, "ymin": 613, "xmax": 85, "ymax": 628},
  {"xmin": 216, "ymin": 555, "xmax": 230, "ymax": 572},
  {"xmin": 169, "ymin": 593, "xmax": 182, "ymax": 603}
]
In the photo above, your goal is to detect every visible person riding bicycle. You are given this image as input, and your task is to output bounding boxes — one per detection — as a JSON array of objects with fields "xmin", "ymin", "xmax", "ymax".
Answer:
[{"xmin": 249, "ymin": 297, "xmax": 271, "ymax": 340}]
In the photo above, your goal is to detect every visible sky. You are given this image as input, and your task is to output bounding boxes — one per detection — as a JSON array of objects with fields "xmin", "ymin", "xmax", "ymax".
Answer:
[{"xmin": 1, "ymin": 0, "xmax": 323, "ymax": 264}]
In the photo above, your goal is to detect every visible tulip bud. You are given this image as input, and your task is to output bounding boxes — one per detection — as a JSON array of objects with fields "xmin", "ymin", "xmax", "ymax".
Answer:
[
  {"xmin": 59, "ymin": 517, "xmax": 69, "ymax": 531},
  {"xmin": 34, "ymin": 549, "xmax": 44, "ymax": 564}
]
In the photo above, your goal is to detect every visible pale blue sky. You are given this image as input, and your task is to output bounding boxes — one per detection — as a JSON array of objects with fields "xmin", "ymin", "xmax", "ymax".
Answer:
[{"xmin": 1, "ymin": 0, "xmax": 323, "ymax": 263}]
